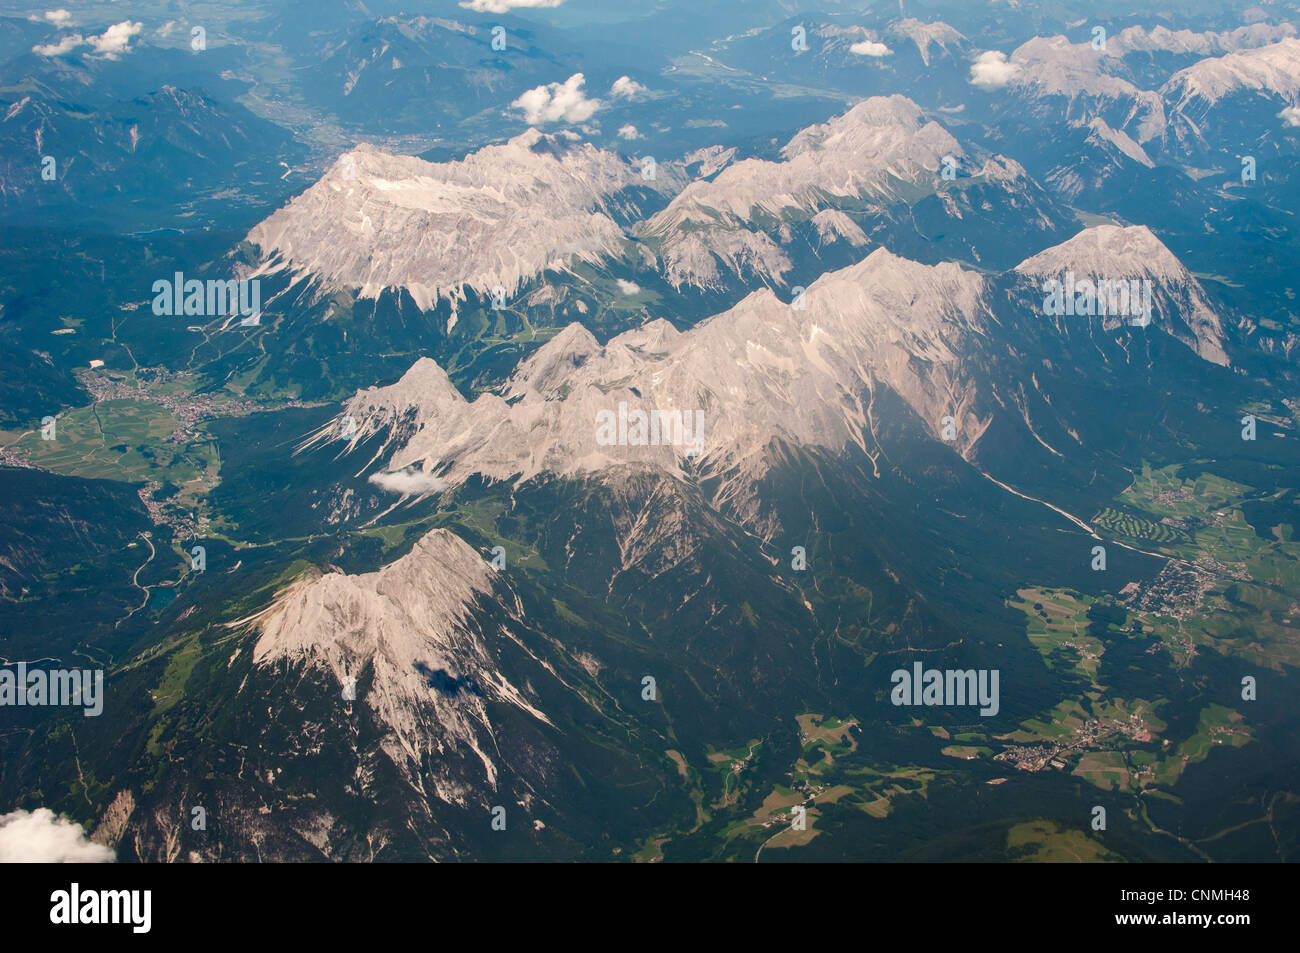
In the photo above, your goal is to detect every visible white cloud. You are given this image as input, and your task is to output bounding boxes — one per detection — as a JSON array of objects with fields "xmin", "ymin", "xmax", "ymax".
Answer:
[
  {"xmin": 32, "ymin": 33, "xmax": 83, "ymax": 56},
  {"xmin": 849, "ymin": 40, "xmax": 893, "ymax": 57},
  {"xmin": 368, "ymin": 470, "xmax": 447, "ymax": 496},
  {"xmin": 1280, "ymin": 106, "xmax": 1300, "ymax": 127},
  {"xmin": 609, "ymin": 75, "xmax": 647, "ymax": 99},
  {"xmin": 459, "ymin": 0, "xmax": 562, "ymax": 13},
  {"xmin": 88, "ymin": 21, "xmax": 143, "ymax": 57},
  {"xmin": 512, "ymin": 73, "xmax": 601, "ymax": 124},
  {"xmin": 617, "ymin": 124, "xmax": 640, "ymax": 140},
  {"xmin": 616, "ymin": 279, "xmax": 640, "ymax": 294},
  {"xmin": 969, "ymin": 50, "xmax": 1022, "ymax": 89},
  {"xmin": 0, "ymin": 809, "xmax": 114, "ymax": 863},
  {"xmin": 32, "ymin": 20, "xmax": 143, "ymax": 59},
  {"xmin": 44, "ymin": 9, "xmax": 72, "ymax": 25}
]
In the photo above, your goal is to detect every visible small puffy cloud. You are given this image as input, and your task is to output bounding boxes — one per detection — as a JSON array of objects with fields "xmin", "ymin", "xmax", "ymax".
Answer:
[
  {"xmin": 617, "ymin": 124, "xmax": 640, "ymax": 140},
  {"xmin": 850, "ymin": 40, "xmax": 892, "ymax": 57},
  {"xmin": 368, "ymin": 470, "xmax": 446, "ymax": 496},
  {"xmin": 0, "ymin": 809, "xmax": 114, "ymax": 863},
  {"xmin": 969, "ymin": 50, "xmax": 1021, "ymax": 89},
  {"xmin": 609, "ymin": 75, "xmax": 647, "ymax": 99},
  {"xmin": 32, "ymin": 33, "xmax": 83, "ymax": 56},
  {"xmin": 616, "ymin": 279, "xmax": 640, "ymax": 294},
  {"xmin": 88, "ymin": 21, "xmax": 143, "ymax": 56},
  {"xmin": 512, "ymin": 73, "xmax": 601, "ymax": 124},
  {"xmin": 459, "ymin": 0, "xmax": 562, "ymax": 13},
  {"xmin": 44, "ymin": 9, "xmax": 72, "ymax": 25},
  {"xmin": 32, "ymin": 20, "xmax": 142, "ymax": 59},
  {"xmin": 1280, "ymin": 106, "xmax": 1300, "ymax": 127}
]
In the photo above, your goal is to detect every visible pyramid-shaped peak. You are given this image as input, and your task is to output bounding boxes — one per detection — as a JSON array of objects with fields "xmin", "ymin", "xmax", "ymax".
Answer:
[
  {"xmin": 547, "ymin": 322, "xmax": 602, "ymax": 351},
  {"xmin": 840, "ymin": 94, "xmax": 927, "ymax": 124},
  {"xmin": 357, "ymin": 356, "xmax": 464, "ymax": 411},
  {"xmin": 781, "ymin": 95, "xmax": 929, "ymax": 157},
  {"xmin": 843, "ymin": 245, "xmax": 979, "ymax": 285},
  {"xmin": 1014, "ymin": 225, "xmax": 1187, "ymax": 281},
  {"xmin": 611, "ymin": 318, "xmax": 681, "ymax": 352},
  {"xmin": 515, "ymin": 323, "xmax": 603, "ymax": 394}
]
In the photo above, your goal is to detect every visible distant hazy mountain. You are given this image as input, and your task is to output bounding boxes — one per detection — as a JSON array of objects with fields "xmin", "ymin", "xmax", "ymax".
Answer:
[
  {"xmin": 0, "ymin": 83, "xmax": 304, "ymax": 228},
  {"xmin": 297, "ymin": 15, "xmax": 570, "ymax": 133}
]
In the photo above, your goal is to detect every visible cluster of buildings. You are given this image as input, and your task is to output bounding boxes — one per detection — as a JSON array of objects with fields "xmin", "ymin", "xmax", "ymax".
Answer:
[{"xmin": 995, "ymin": 712, "xmax": 1155, "ymax": 774}]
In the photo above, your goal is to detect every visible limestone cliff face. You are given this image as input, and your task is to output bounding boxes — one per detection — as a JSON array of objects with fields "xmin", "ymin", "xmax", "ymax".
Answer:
[
  {"xmin": 246, "ymin": 130, "xmax": 662, "ymax": 311},
  {"xmin": 252, "ymin": 528, "xmax": 549, "ymax": 797},
  {"xmin": 1013, "ymin": 224, "xmax": 1228, "ymax": 366},
  {"xmin": 310, "ymin": 247, "xmax": 994, "ymax": 509},
  {"xmin": 640, "ymin": 95, "xmax": 988, "ymax": 289}
]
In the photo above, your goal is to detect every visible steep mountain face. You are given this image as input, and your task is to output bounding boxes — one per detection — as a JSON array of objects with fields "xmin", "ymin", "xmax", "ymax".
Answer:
[
  {"xmin": 1106, "ymin": 21, "xmax": 1297, "ymax": 94},
  {"xmin": 252, "ymin": 528, "xmax": 551, "ymax": 789},
  {"xmin": 888, "ymin": 18, "xmax": 966, "ymax": 66},
  {"xmin": 506, "ymin": 466, "xmax": 832, "ymax": 722},
  {"xmin": 1041, "ymin": 117, "xmax": 1154, "ymax": 202},
  {"xmin": 55, "ymin": 544, "xmax": 688, "ymax": 860},
  {"xmin": 245, "ymin": 94, "xmax": 1072, "ymax": 320},
  {"xmin": 318, "ymin": 226, "xmax": 1231, "ymax": 545},
  {"xmin": 985, "ymin": 33, "xmax": 1300, "ymax": 165},
  {"xmin": 1012, "ymin": 224, "xmax": 1228, "ymax": 366},
  {"xmin": 247, "ymin": 130, "xmax": 672, "ymax": 314},
  {"xmin": 639, "ymin": 95, "xmax": 1067, "ymax": 289},
  {"xmin": 1163, "ymin": 36, "xmax": 1300, "ymax": 108},
  {"xmin": 1160, "ymin": 38, "xmax": 1300, "ymax": 158},
  {"xmin": 1007, "ymin": 20, "xmax": 1299, "ymax": 100},
  {"xmin": 62, "ymin": 461, "xmax": 852, "ymax": 861},
  {"xmin": 993, "ymin": 36, "xmax": 1169, "ymax": 143},
  {"xmin": 321, "ymin": 248, "xmax": 996, "ymax": 518}
]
